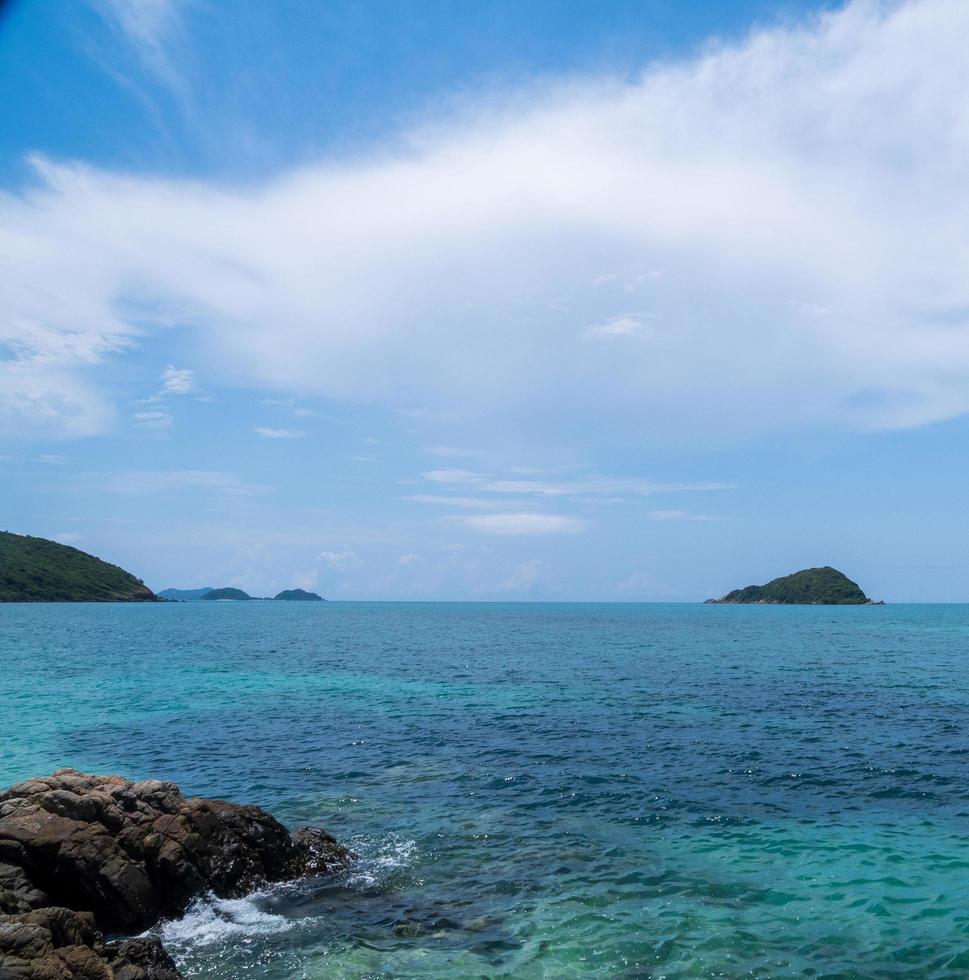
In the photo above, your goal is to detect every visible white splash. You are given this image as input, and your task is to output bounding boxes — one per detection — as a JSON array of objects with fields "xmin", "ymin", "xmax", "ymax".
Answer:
[
  {"xmin": 152, "ymin": 890, "xmax": 294, "ymax": 949},
  {"xmin": 342, "ymin": 834, "xmax": 418, "ymax": 889}
]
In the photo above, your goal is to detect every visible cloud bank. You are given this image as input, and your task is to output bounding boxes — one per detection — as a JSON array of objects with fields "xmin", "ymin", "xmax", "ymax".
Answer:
[{"xmin": 4, "ymin": 0, "xmax": 969, "ymax": 440}]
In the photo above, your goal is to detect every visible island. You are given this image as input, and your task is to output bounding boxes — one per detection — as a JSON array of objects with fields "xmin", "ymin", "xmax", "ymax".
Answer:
[
  {"xmin": 201, "ymin": 587, "xmax": 251, "ymax": 600},
  {"xmin": 157, "ymin": 586, "xmax": 215, "ymax": 600},
  {"xmin": 706, "ymin": 566, "xmax": 882, "ymax": 604},
  {"xmin": 274, "ymin": 588, "xmax": 324, "ymax": 601},
  {"xmin": 0, "ymin": 531, "xmax": 157, "ymax": 602}
]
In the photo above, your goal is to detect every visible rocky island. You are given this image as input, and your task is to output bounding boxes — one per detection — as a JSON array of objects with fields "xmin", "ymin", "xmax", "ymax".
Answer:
[
  {"xmin": 706, "ymin": 566, "xmax": 882, "ymax": 604},
  {"xmin": 0, "ymin": 769, "xmax": 350, "ymax": 978},
  {"xmin": 0, "ymin": 532, "xmax": 157, "ymax": 603}
]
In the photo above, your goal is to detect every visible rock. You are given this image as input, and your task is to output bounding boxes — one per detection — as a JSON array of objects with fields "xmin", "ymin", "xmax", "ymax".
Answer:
[
  {"xmin": 0, "ymin": 770, "xmax": 351, "ymax": 979},
  {"xmin": 0, "ymin": 907, "xmax": 181, "ymax": 978}
]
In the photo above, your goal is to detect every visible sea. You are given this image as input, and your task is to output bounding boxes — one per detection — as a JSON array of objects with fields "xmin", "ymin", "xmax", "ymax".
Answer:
[{"xmin": 3, "ymin": 601, "xmax": 969, "ymax": 978}]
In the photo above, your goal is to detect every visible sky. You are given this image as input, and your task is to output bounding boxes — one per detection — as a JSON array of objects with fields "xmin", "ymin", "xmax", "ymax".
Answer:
[{"xmin": 2, "ymin": 0, "xmax": 969, "ymax": 601}]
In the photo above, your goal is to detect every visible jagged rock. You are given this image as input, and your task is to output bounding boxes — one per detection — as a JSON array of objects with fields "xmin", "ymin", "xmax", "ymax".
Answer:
[
  {"xmin": 0, "ymin": 906, "xmax": 181, "ymax": 978},
  {"xmin": 0, "ymin": 770, "xmax": 351, "ymax": 979}
]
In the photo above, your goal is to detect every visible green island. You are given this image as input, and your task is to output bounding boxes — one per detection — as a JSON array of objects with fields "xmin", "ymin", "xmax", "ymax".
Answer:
[
  {"xmin": 201, "ymin": 587, "xmax": 252, "ymax": 600},
  {"xmin": 157, "ymin": 587, "xmax": 215, "ymax": 601},
  {"xmin": 274, "ymin": 588, "xmax": 324, "ymax": 601},
  {"xmin": 0, "ymin": 531, "xmax": 157, "ymax": 602},
  {"xmin": 706, "ymin": 566, "xmax": 881, "ymax": 605}
]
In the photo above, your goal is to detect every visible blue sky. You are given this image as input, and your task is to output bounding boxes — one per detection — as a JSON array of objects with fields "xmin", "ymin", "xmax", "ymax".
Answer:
[{"xmin": 3, "ymin": 0, "xmax": 969, "ymax": 601}]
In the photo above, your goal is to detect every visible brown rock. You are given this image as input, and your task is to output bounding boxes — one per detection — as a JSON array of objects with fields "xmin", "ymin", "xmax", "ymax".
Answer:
[{"xmin": 0, "ymin": 770, "xmax": 352, "ymax": 979}]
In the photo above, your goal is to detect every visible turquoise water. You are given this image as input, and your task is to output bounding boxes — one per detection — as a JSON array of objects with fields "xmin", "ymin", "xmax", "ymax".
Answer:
[{"xmin": 3, "ymin": 602, "xmax": 969, "ymax": 978}]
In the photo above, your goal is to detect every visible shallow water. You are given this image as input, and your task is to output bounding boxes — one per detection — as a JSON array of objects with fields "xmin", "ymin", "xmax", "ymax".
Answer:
[{"xmin": 3, "ymin": 601, "xmax": 969, "ymax": 977}]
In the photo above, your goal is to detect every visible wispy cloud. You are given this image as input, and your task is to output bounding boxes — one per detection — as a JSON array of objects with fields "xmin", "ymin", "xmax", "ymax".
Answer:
[
  {"xmin": 318, "ymin": 548, "xmax": 362, "ymax": 569},
  {"xmin": 161, "ymin": 365, "xmax": 196, "ymax": 395},
  {"xmin": 583, "ymin": 315, "xmax": 654, "ymax": 338},
  {"xmin": 253, "ymin": 426, "xmax": 305, "ymax": 440},
  {"xmin": 262, "ymin": 398, "xmax": 324, "ymax": 419},
  {"xmin": 105, "ymin": 469, "xmax": 265, "ymax": 495},
  {"xmin": 423, "ymin": 468, "xmax": 483, "ymax": 484},
  {"xmin": 423, "ymin": 468, "xmax": 732, "ymax": 499},
  {"xmin": 405, "ymin": 494, "xmax": 498, "ymax": 509},
  {"xmin": 646, "ymin": 510, "xmax": 725, "ymax": 521},
  {"xmin": 425, "ymin": 446, "xmax": 482, "ymax": 458},
  {"xmin": 448, "ymin": 513, "xmax": 585, "ymax": 535},
  {"xmin": 95, "ymin": 0, "xmax": 185, "ymax": 90},
  {"xmin": 133, "ymin": 409, "xmax": 173, "ymax": 428}
]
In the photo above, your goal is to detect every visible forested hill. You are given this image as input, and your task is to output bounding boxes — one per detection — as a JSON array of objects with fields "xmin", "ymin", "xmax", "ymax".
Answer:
[
  {"xmin": 0, "ymin": 532, "xmax": 157, "ymax": 602},
  {"xmin": 708, "ymin": 566, "xmax": 877, "ymax": 605}
]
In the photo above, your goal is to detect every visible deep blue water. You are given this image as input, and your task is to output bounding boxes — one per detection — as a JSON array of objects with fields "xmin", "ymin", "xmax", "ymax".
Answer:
[{"xmin": 3, "ymin": 602, "xmax": 969, "ymax": 977}]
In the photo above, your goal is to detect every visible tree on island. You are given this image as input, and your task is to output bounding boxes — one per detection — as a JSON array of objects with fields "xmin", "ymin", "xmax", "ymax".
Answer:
[{"xmin": 707, "ymin": 566, "xmax": 881, "ymax": 605}]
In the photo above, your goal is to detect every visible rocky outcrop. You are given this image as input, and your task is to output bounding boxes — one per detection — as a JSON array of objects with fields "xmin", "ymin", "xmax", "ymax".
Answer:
[
  {"xmin": 0, "ymin": 770, "xmax": 351, "ymax": 979},
  {"xmin": 0, "ymin": 906, "xmax": 180, "ymax": 979}
]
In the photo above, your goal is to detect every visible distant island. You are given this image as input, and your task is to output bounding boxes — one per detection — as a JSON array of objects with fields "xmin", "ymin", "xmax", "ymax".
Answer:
[
  {"xmin": 201, "ymin": 587, "xmax": 252, "ymax": 601},
  {"xmin": 161, "ymin": 586, "xmax": 327, "ymax": 601},
  {"xmin": 157, "ymin": 587, "xmax": 215, "ymax": 601},
  {"xmin": 706, "ymin": 566, "xmax": 881, "ymax": 605},
  {"xmin": 0, "ymin": 531, "xmax": 157, "ymax": 602},
  {"xmin": 274, "ymin": 588, "xmax": 324, "ymax": 601}
]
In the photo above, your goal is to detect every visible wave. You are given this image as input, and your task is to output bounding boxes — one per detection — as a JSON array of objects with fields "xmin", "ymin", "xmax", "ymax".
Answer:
[
  {"xmin": 153, "ymin": 889, "xmax": 296, "ymax": 950},
  {"xmin": 341, "ymin": 833, "xmax": 418, "ymax": 889},
  {"xmin": 149, "ymin": 832, "xmax": 419, "ymax": 956}
]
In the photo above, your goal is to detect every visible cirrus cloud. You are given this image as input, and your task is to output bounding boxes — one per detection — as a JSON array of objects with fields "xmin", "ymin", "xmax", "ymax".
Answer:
[{"xmin": 449, "ymin": 513, "xmax": 585, "ymax": 535}]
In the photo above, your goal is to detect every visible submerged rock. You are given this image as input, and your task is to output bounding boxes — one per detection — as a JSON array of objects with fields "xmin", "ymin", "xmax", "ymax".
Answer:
[{"xmin": 0, "ymin": 769, "xmax": 351, "ymax": 978}]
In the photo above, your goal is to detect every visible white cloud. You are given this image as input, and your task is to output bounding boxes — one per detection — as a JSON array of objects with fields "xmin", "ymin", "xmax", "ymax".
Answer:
[
  {"xmin": 33, "ymin": 454, "xmax": 68, "ymax": 465},
  {"xmin": 161, "ymin": 365, "xmax": 197, "ymax": 394},
  {"xmin": 253, "ymin": 426, "xmax": 305, "ymax": 439},
  {"xmin": 0, "ymin": 367, "xmax": 113, "ymax": 438},
  {"xmin": 449, "ymin": 513, "xmax": 585, "ymax": 535},
  {"xmin": 583, "ymin": 315, "xmax": 654, "ymax": 338},
  {"xmin": 7, "ymin": 0, "xmax": 969, "ymax": 439},
  {"xmin": 318, "ymin": 548, "xmax": 363, "ymax": 569}
]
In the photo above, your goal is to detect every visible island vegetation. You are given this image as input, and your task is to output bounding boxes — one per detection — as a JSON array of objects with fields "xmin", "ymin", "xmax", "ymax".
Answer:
[
  {"xmin": 157, "ymin": 586, "xmax": 214, "ymax": 600},
  {"xmin": 707, "ymin": 566, "xmax": 880, "ymax": 604},
  {"xmin": 274, "ymin": 588, "xmax": 324, "ymax": 601},
  {"xmin": 201, "ymin": 587, "xmax": 252, "ymax": 600},
  {"xmin": 0, "ymin": 531, "xmax": 157, "ymax": 602}
]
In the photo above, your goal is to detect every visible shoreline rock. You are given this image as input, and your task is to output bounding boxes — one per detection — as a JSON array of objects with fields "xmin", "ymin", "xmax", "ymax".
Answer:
[{"xmin": 0, "ymin": 769, "xmax": 351, "ymax": 979}]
